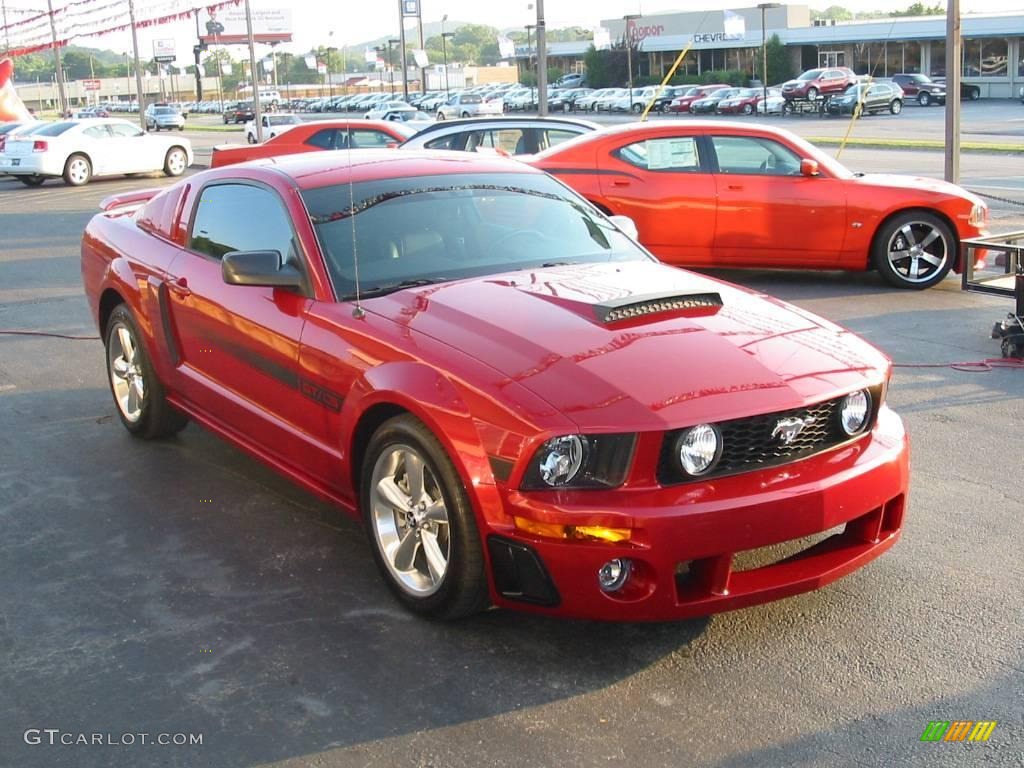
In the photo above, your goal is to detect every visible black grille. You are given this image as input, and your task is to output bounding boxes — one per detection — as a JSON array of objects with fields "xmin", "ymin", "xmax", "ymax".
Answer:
[{"xmin": 658, "ymin": 394, "xmax": 873, "ymax": 485}]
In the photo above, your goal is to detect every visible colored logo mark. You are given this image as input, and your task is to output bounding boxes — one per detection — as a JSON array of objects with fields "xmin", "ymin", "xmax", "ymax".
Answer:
[{"xmin": 920, "ymin": 721, "xmax": 997, "ymax": 742}]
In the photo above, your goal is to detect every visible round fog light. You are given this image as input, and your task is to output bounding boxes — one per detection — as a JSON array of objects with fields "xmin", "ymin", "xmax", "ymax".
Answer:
[
  {"xmin": 598, "ymin": 558, "xmax": 631, "ymax": 592},
  {"xmin": 840, "ymin": 390, "xmax": 870, "ymax": 435}
]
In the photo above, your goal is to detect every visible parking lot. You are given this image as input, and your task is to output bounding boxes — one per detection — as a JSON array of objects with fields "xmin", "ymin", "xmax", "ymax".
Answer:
[{"xmin": 1, "ymin": 107, "xmax": 1023, "ymax": 767}]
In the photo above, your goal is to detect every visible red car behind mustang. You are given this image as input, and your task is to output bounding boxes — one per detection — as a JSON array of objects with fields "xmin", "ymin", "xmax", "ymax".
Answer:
[{"xmin": 81, "ymin": 150, "xmax": 909, "ymax": 621}]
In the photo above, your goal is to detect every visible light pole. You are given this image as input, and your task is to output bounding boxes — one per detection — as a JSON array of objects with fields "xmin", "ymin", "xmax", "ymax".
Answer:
[
  {"xmin": 375, "ymin": 45, "xmax": 386, "ymax": 92},
  {"xmin": 441, "ymin": 32, "xmax": 454, "ymax": 98},
  {"xmin": 623, "ymin": 14, "xmax": 640, "ymax": 112},
  {"xmin": 758, "ymin": 3, "xmax": 781, "ymax": 112},
  {"xmin": 525, "ymin": 24, "xmax": 535, "ymax": 106},
  {"xmin": 388, "ymin": 38, "xmax": 400, "ymax": 96}
]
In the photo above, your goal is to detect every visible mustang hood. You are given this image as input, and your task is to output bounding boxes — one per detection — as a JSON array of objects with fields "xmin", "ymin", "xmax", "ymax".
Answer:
[{"xmin": 370, "ymin": 262, "xmax": 889, "ymax": 431}]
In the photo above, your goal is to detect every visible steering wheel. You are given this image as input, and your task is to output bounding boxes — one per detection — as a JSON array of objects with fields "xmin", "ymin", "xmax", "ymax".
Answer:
[{"xmin": 493, "ymin": 229, "xmax": 548, "ymax": 252}]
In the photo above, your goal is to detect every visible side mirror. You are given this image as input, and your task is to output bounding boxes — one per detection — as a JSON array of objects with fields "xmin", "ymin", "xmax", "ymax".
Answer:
[
  {"xmin": 608, "ymin": 214, "xmax": 639, "ymax": 240},
  {"xmin": 800, "ymin": 158, "xmax": 820, "ymax": 177},
  {"xmin": 222, "ymin": 250, "xmax": 304, "ymax": 290}
]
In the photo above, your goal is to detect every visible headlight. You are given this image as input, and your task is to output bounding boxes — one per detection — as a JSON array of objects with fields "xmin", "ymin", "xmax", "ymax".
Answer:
[
  {"xmin": 840, "ymin": 390, "xmax": 871, "ymax": 435},
  {"xmin": 969, "ymin": 202, "xmax": 988, "ymax": 227},
  {"xmin": 522, "ymin": 434, "xmax": 636, "ymax": 490},
  {"xmin": 676, "ymin": 424, "xmax": 722, "ymax": 476}
]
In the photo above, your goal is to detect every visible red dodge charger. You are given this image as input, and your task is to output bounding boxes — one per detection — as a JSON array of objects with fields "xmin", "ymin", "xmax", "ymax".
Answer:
[{"xmin": 81, "ymin": 150, "xmax": 908, "ymax": 621}]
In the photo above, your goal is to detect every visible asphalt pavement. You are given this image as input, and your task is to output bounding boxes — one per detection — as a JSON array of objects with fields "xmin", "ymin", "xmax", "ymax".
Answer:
[{"xmin": 0, "ymin": 123, "xmax": 1022, "ymax": 768}]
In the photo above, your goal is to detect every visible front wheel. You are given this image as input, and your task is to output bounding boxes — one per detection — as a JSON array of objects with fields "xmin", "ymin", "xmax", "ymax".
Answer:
[
  {"xmin": 918, "ymin": 91, "xmax": 931, "ymax": 106},
  {"xmin": 105, "ymin": 304, "xmax": 188, "ymax": 438},
  {"xmin": 460, "ymin": 111, "xmax": 470, "ymax": 118},
  {"xmin": 361, "ymin": 414, "xmax": 488, "ymax": 619},
  {"xmin": 436, "ymin": 112, "xmax": 446, "ymax": 121},
  {"xmin": 247, "ymin": 134, "xmax": 257, "ymax": 144},
  {"xmin": 890, "ymin": 98, "xmax": 903, "ymax": 115},
  {"xmin": 743, "ymin": 103, "xmax": 754, "ymax": 115},
  {"xmin": 806, "ymin": 86, "xmax": 819, "ymax": 100},
  {"xmin": 967, "ymin": 86, "xmax": 981, "ymax": 101},
  {"xmin": 163, "ymin": 147, "xmax": 188, "ymax": 177},
  {"xmin": 872, "ymin": 211, "xmax": 956, "ymax": 289},
  {"xmin": 63, "ymin": 154, "xmax": 92, "ymax": 186},
  {"xmin": 631, "ymin": 103, "xmax": 643, "ymax": 114}
]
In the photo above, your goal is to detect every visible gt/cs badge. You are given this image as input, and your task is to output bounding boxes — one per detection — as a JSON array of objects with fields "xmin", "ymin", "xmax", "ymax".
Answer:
[{"xmin": 772, "ymin": 416, "xmax": 815, "ymax": 445}]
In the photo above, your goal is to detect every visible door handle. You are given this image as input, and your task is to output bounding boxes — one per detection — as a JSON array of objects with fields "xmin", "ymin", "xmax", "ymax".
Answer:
[
  {"xmin": 168, "ymin": 276, "xmax": 191, "ymax": 297},
  {"xmin": 611, "ymin": 179, "xmax": 631, "ymax": 187}
]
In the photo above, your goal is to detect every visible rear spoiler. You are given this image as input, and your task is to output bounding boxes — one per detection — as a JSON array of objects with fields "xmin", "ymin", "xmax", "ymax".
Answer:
[{"xmin": 100, "ymin": 188, "xmax": 160, "ymax": 212}]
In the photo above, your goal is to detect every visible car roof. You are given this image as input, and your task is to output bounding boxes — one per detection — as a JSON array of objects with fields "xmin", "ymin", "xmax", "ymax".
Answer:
[
  {"xmin": 401, "ymin": 116, "xmax": 600, "ymax": 143},
  {"xmin": 220, "ymin": 148, "xmax": 542, "ymax": 189}
]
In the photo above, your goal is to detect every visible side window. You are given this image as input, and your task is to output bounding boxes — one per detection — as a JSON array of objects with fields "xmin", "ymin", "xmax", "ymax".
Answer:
[
  {"xmin": 349, "ymin": 129, "xmax": 392, "ymax": 149},
  {"xmin": 305, "ymin": 129, "xmax": 337, "ymax": 150},
  {"xmin": 83, "ymin": 126, "xmax": 110, "ymax": 140},
  {"xmin": 616, "ymin": 136, "xmax": 701, "ymax": 172},
  {"xmin": 190, "ymin": 184, "xmax": 300, "ymax": 266},
  {"xmin": 424, "ymin": 134, "xmax": 458, "ymax": 150},
  {"xmin": 108, "ymin": 123, "xmax": 143, "ymax": 138},
  {"xmin": 540, "ymin": 129, "xmax": 579, "ymax": 150},
  {"xmin": 711, "ymin": 135, "xmax": 801, "ymax": 176}
]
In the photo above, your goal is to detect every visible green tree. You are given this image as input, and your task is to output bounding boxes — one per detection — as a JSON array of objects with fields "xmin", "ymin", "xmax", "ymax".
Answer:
[
  {"xmin": 890, "ymin": 2, "xmax": 944, "ymax": 16},
  {"xmin": 756, "ymin": 33, "xmax": 793, "ymax": 86}
]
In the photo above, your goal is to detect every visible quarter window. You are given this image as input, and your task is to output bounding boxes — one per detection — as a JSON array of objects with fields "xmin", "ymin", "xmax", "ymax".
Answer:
[
  {"xmin": 710, "ymin": 135, "xmax": 801, "ymax": 176},
  {"xmin": 305, "ymin": 128, "xmax": 339, "ymax": 149},
  {"xmin": 349, "ymin": 129, "xmax": 393, "ymax": 148},
  {"xmin": 616, "ymin": 136, "xmax": 701, "ymax": 172},
  {"xmin": 190, "ymin": 184, "xmax": 300, "ymax": 265}
]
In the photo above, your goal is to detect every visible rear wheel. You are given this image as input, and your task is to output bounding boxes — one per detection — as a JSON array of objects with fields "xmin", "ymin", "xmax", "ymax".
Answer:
[
  {"xmin": 460, "ymin": 110, "xmax": 470, "ymax": 118},
  {"xmin": 873, "ymin": 211, "xmax": 955, "ymax": 289},
  {"xmin": 247, "ymin": 133, "xmax": 257, "ymax": 144},
  {"xmin": 890, "ymin": 98, "xmax": 903, "ymax": 115},
  {"xmin": 967, "ymin": 86, "xmax": 981, "ymax": 101},
  {"xmin": 436, "ymin": 112, "xmax": 446, "ymax": 121},
  {"xmin": 17, "ymin": 175, "xmax": 44, "ymax": 186},
  {"xmin": 361, "ymin": 415, "xmax": 488, "ymax": 619},
  {"xmin": 163, "ymin": 147, "xmax": 188, "ymax": 177},
  {"xmin": 104, "ymin": 304, "xmax": 188, "ymax": 438},
  {"xmin": 63, "ymin": 154, "xmax": 92, "ymax": 186},
  {"xmin": 918, "ymin": 91, "xmax": 931, "ymax": 106}
]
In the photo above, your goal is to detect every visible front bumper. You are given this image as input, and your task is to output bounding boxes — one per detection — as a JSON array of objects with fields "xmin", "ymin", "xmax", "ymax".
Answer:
[{"xmin": 489, "ymin": 406, "xmax": 909, "ymax": 621}]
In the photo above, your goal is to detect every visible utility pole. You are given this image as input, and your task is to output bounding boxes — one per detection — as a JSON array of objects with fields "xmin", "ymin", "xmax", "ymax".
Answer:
[
  {"xmin": 193, "ymin": 9, "xmax": 204, "ymax": 101},
  {"xmin": 397, "ymin": 0, "xmax": 408, "ymax": 99},
  {"xmin": 944, "ymin": 0, "xmax": 961, "ymax": 184},
  {"xmin": 623, "ymin": 14, "xmax": 639, "ymax": 113},
  {"xmin": 128, "ymin": 0, "xmax": 145, "ymax": 128},
  {"xmin": 758, "ymin": 4, "xmax": 781, "ymax": 112},
  {"xmin": 2, "ymin": 1, "xmax": 11, "ymax": 56},
  {"xmin": 525, "ymin": 24, "xmax": 534, "ymax": 106},
  {"xmin": 536, "ymin": 0, "xmax": 547, "ymax": 115},
  {"xmin": 46, "ymin": 0, "xmax": 67, "ymax": 115},
  {"xmin": 244, "ymin": 0, "xmax": 263, "ymax": 141},
  {"xmin": 416, "ymin": 4, "xmax": 425, "ymax": 95}
]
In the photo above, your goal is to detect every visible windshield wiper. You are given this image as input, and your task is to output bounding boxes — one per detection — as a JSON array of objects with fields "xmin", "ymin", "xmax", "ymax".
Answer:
[{"xmin": 347, "ymin": 278, "xmax": 450, "ymax": 300}]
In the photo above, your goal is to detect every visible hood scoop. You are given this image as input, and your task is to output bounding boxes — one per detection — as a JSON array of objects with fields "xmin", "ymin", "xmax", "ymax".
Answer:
[{"xmin": 593, "ymin": 291, "xmax": 723, "ymax": 324}]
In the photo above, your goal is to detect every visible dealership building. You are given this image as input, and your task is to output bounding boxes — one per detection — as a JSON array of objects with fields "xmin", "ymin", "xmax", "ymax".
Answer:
[{"xmin": 526, "ymin": 4, "xmax": 1024, "ymax": 98}]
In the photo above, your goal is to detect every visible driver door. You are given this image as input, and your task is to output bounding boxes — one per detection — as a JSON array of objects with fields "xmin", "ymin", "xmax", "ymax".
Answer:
[{"xmin": 105, "ymin": 121, "xmax": 149, "ymax": 173}]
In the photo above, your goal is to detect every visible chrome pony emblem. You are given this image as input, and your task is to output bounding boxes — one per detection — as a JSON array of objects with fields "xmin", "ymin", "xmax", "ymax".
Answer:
[{"xmin": 772, "ymin": 416, "xmax": 815, "ymax": 445}]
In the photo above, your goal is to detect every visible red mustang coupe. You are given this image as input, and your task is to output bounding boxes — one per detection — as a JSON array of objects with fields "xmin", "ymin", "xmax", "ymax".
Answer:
[
  {"xmin": 527, "ymin": 121, "xmax": 988, "ymax": 289},
  {"xmin": 210, "ymin": 119, "xmax": 416, "ymax": 167},
  {"xmin": 81, "ymin": 151, "xmax": 908, "ymax": 621}
]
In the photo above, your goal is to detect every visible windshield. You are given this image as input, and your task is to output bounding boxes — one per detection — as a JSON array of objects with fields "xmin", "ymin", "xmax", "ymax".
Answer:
[
  {"xmin": 302, "ymin": 172, "xmax": 651, "ymax": 300},
  {"xmin": 799, "ymin": 69, "xmax": 823, "ymax": 80},
  {"xmin": 268, "ymin": 115, "xmax": 298, "ymax": 125}
]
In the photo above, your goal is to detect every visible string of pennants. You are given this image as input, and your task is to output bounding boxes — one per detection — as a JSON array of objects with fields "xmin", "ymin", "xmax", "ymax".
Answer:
[{"xmin": 1, "ymin": 0, "xmax": 243, "ymax": 58}]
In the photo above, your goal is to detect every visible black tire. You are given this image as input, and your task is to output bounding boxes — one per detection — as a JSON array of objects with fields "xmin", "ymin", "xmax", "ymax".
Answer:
[
  {"xmin": 631, "ymin": 103, "xmax": 643, "ymax": 114},
  {"xmin": 436, "ymin": 112, "xmax": 446, "ymax": 121},
  {"xmin": 743, "ymin": 102, "xmax": 754, "ymax": 115},
  {"xmin": 918, "ymin": 91, "xmax": 930, "ymax": 107},
  {"xmin": 872, "ymin": 211, "xmax": 956, "ymax": 289},
  {"xmin": 782, "ymin": 100, "xmax": 794, "ymax": 115},
  {"xmin": 247, "ymin": 134, "xmax": 257, "ymax": 144},
  {"xmin": 63, "ymin": 153, "xmax": 92, "ymax": 186},
  {"xmin": 17, "ymin": 175, "xmax": 44, "ymax": 186},
  {"xmin": 890, "ymin": 98, "xmax": 903, "ymax": 115},
  {"xmin": 104, "ymin": 304, "xmax": 188, "ymax": 439},
  {"xmin": 806, "ymin": 86, "xmax": 819, "ymax": 100},
  {"xmin": 967, "ymin": 86, "xmax": 980, "ymax": 101},
  {"xmin": 460, "ymin": 111, "xmax": 470, "ymax": 118},
  {"xmin": 360, "ymin": 414, "xmax": 488, "ymax": 619},
  {"xmin": 163, "ymin": 147, "xmax": 188, "ymax": 177}
]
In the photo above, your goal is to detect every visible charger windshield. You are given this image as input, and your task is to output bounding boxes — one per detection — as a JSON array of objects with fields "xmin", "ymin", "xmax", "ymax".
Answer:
[{"xmin": 302, "ymin": 172, "xmax": 651, "ymax": 299}]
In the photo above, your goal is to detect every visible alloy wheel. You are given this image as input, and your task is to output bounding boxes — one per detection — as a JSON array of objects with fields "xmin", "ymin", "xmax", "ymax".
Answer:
[
  {"xmin": 886, "ymin": 221, "xmax": 949, "ymax": 284},
  {"xmin": 369, "ymin": 444, "xmax": 451, "ymax": 596},
  {"xmin": 107, "ymin": 321, "xmax": 145, "ymax": 423}
]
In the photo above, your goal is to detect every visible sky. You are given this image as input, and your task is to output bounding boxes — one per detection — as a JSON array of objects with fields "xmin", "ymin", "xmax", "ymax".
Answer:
[{"xmin": 5, "ymin": 0, "xmax": 1024, "ymax": 68}]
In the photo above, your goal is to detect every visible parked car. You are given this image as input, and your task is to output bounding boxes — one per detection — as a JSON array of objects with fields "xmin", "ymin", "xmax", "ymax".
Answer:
[
  {"xmin": 651, "ymin": 86, "xmax": 691, "ymax": 113},
  {"xmin": 554, "ymin": 72, "xmax": 585, "ymax": 88},
  {"xmin": 549, "ymin": 87, "xmax": 593, "ymax": 112},
  {"xmin": 781, "ymin": 67, "xmax": 857, "ymax": 101},
  {"xmin": 527, "ymin": 121, "xmax": 988, "ymax": 289},
  {"xmin": 244, "ymin": 113, "xmax": 302, "ymax": 143},
  {"xmin": 826, "ymin": 82, "xmax": 904, "ymax": 117},
  {"xmin": 0, "ymin": 120, "xmax": 38, "ymax": 153},
  {"xmin": 0, "ymin": 118, "xmax": 191, "ymax": 186},
  {"xmin": 398, "ymin": 116, "xmax": 598, "ymax": 156},
  {"xmin": 80, "ymin": 148, "xmax": 909, "ymax": 621},
  {"xmin": 609, "ymin": 87, "xmax": 659, "ymax": 114},
  {"xmin": 223, "ymin": 102, "xmax": 255, "ymax": 124},
  {"xmin": 690, "ymin": 87, "xmax": 742, "ymax": 114},
  {"xmin": 667, "ymin": 84, "xmax": 729, "ymax": 113},
  {"xmin": 717, "ymin": 87, "xmax": 776, "ymax": 115},
  {"xmin": 932, "ymin": 78, "xmax": 981, "ymax": 101},
  {"xmin": 364, "ymin": 101, "xmax": 413, "ymax": 120},
  {"xmin": 211, "ymin": 119, "xmax": 416, "ymax": 168},
  {"xmin": 891, "ymin": 73, "xmax": 946, "ymax": 106},
  {"xmin": 145, "ymin": 104, "xmax": 185, "ymax": 131},
  {"xmin": 574, "ymin": 87, "xmax": 615, "ymax": 112},
  {"xmin": 757, "ymin": 92, "xmax": 786, "ymax": 114},
  {"xmin": 437, "ymin": 92, "xmax": 503, "ymax": 120},
  {"xmin": 593, "ymin": 88, "xmax": 627, "ymax": 112}
]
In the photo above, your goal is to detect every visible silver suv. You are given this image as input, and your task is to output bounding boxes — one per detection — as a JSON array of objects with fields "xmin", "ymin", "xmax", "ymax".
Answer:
[{"xmin": 145, "ymin": 104, "xmax": 185, "ymax": 132}]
